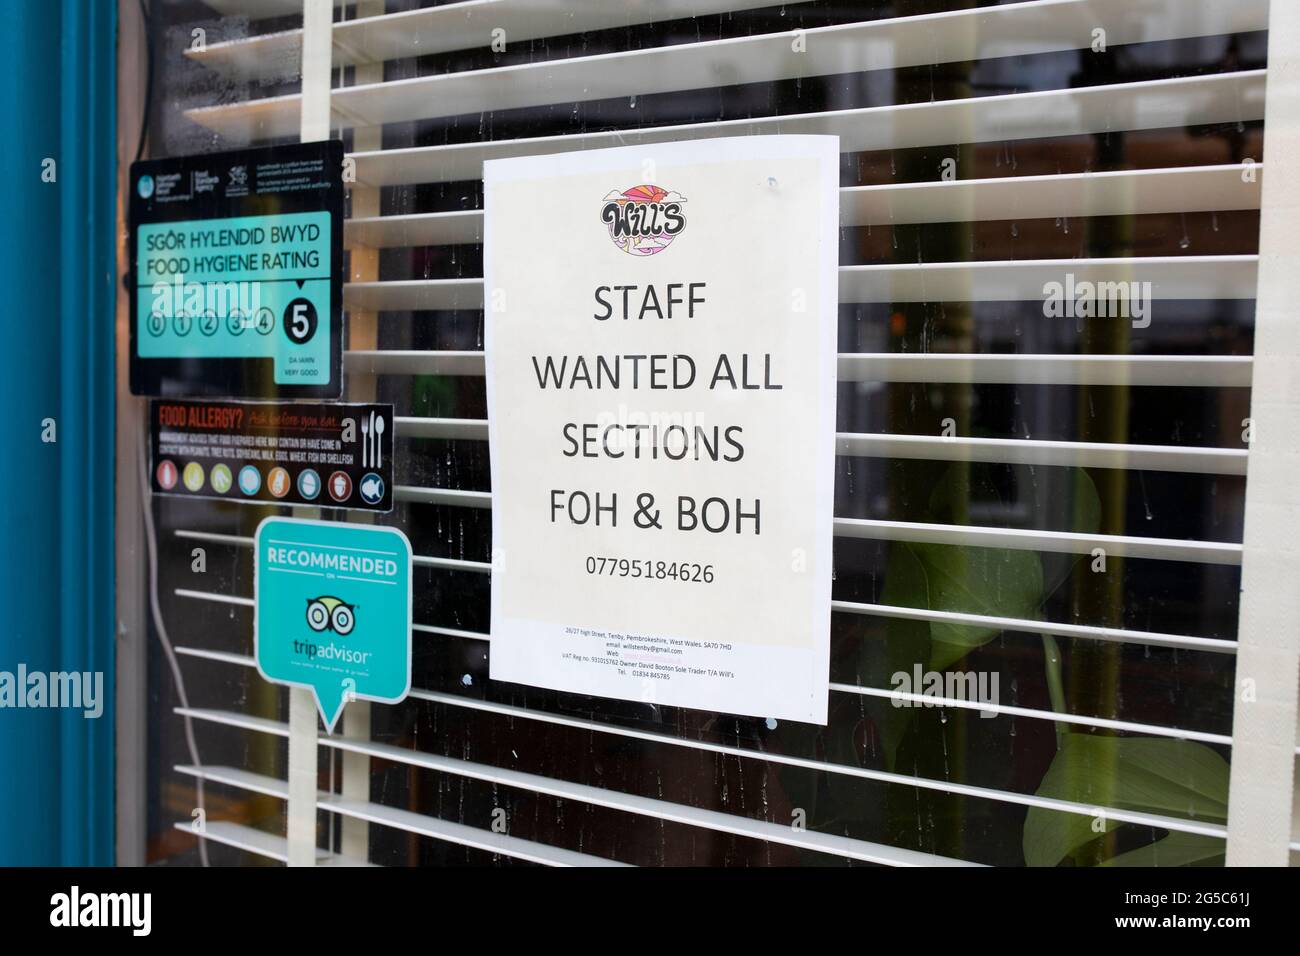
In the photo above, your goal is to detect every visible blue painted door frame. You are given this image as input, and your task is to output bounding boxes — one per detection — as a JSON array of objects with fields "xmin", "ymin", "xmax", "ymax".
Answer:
[{"xmin": 0, "ymin": 0, "xmax": 117, "ymax": 865}]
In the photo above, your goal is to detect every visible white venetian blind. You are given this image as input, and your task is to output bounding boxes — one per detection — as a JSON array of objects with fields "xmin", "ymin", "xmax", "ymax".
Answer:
[{"xmin": 145, "ymin": 0, "xmax": 1299, "ymax": 867}]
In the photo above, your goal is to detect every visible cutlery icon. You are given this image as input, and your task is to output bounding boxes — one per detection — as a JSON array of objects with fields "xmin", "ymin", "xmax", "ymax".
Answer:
[
  {"xmin": 375, "ymin": 414, "xmax": 385, "ymax": 468},
  {"xmin": 360, "ymin": 412, "xmax": 369, "ymax": 468}
]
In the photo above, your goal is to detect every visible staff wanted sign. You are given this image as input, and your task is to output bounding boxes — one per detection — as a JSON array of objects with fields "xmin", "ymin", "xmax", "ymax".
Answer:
[{"xmin": 484, "ymin": 137, "xmax": 837, "ymax": 724}]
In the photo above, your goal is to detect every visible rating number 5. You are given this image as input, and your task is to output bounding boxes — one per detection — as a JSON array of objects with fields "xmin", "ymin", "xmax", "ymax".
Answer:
[{"xmin": 283, "ymin": 297, "xmax": 318, "ymax": 345}]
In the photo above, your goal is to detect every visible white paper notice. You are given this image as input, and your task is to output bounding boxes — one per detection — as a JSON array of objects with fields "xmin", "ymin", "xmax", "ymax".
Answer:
[{"xmin": 484, "ymin": 136, "xmax": 837, "ymax": 724}]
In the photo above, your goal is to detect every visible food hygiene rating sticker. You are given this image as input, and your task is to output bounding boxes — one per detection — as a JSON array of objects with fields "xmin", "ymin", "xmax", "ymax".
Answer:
[
  {"xmin": 149, "ymin": 399, "xmax": 393, "ymax": 512},
  {"xmin": 129, "ymin": 140, "xmax": 344, "ymax": 398},
  {"xmin": 255, "ymin": 518, "xmax": 412, "ymax": 733}
]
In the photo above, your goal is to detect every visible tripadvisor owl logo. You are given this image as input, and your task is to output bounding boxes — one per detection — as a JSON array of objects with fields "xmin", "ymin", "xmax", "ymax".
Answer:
[
  {"xmin": 600, "ymin": 184, "xmax": 687, "ymax": 256},
  {"xmin": 294, "ymin": 596, "xmax": 370, "ymax": 664},
  {"xmin": 306, "ymin": 595, "xmax": 356, "ymax": 635}
]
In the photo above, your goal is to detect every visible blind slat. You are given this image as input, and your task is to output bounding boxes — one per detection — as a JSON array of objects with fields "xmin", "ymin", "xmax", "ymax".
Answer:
[
  {"xmin": 345, "ymin": 424, "xmax": 1250, "ymax": 475},
  {"xmin": 174, "ymin": 587, "xmax": 1236, "ymax": 655},
  {"xmin": 175, "ymin": 765, "xmax": 624, "ymax": 866},
  {"xmin": 346, "ymin": 71, "xmax": 1265, "ymax": 186},
  {"xmin": 174, "ymin": 506, "xmax": 1244, "ymax": 574},
  {"xmin": 344, "ymin": 166, "xmax": 1263, "ymax": 249},
  {"xmin": 175, "ymin": 751, "xmax": 978, "ymax": 867},
  {"xmin": 185, "ymin": 0, "xmax": 1268, "ymax": 137},
  {"xmin": 378, "ymin": 419, "xmax": 1248, "ymax": 476},
  {"xmin": 830, "ymin": 600, "xmax": 1236, "ymax": 654},
  {"xmin": 192, "ymin": 0, "xmax": 779, "ymax": 78},
  {"xmin": 170, "ymin": 820, "xmax": 292, "ymax": 864},
  {"xmin": 836, "ymin": 517, "xmax": 1241, "ymax": 564},
  {"xmin": 319, "ymin": 792, "xmax": 630, "ymax": 867},
  {"xmin": 174, "ymin": 705, "xmax": 1231, "ymax": 844},
  {"xmin": 836, "ymin": 433, "xmax": 1246, "ymax": 475},
  {"xmin": 840, "ymin": 256, "xmax": 1259, "ymax": 302},
  {"xmin": 344, "ymin": 350, "xmax": 1253, "ymax": 388},
  {"xmin": 172, "ymin": 642, "xmax": 1233, "ymax": 744},
  {"xmin": 831, "ymin": 353, "xmax": 1252, "ymax": 387},
  {"xmin": 339, "ymin": 256, "xmax": 1258, "ymax": 310},
  {"xmin": 832, "ymin": 684, "xmax": 1233, "ymax": 745}
]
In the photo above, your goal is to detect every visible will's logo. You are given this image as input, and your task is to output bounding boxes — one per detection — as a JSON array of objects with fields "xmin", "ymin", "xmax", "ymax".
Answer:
[
  {"xmin": 600, "ymin": 184, "xmax": 687, "ymax": 256},
  {"xmin": 306, "ymin": 595, "xmax": 356, "ymax": 635}
]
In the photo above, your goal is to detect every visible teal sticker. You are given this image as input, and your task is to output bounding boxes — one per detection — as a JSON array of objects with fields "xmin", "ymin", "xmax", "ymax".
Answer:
[
  {"xmin": 254, "ymin": 518, "xmax": 412, "ymax": 733},
  {"xmin": 130, "ymin": 141, "xmax": 344, "ymax": 398},
  {"xmin": 136, "ymin": 211, "xmax": 332, "ymax": 386}
]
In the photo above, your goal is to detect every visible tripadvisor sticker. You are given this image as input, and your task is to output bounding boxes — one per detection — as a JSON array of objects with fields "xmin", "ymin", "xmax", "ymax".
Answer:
[{"xmin": 254, "ymin": 517, "xmax": 412, "ymax": 733}]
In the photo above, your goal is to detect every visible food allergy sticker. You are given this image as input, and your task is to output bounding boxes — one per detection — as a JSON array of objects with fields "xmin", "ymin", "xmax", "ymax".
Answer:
[
  {"xmin": 149, "ymin": 399, "xmax": 393, "ymax": 512},
  {"xmin": 255, "ymin": 518, "xmax": 412, "ymax": 733},
  {"xmin": 129, "ymin": 140, "xmax": 344, "ymax": 397}
]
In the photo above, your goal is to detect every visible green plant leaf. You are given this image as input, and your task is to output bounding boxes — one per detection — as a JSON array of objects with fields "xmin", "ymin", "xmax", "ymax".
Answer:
[
  {"xmin": 1071, "ymin": 467, "xmax": 1103, "ymax": 541},
  {"xmin": 1023, "ymin": 734, "xmax": 1229, "ymax": 867},
  {"xmin": 913, "ymin": 542, "xmax": 1044, "ymax": 670},
  {"xmin": 868, "ymin": 542, "xmax": 934, "ymax": 770},
  {"xmin": 1040, "ymin": 467, "xmax": 1103, "ymax": 594},
  {"xmin": 1099, "ymin": 832, "xmax": 1225, "ymax": 867},
  {"xmin": 864, "ymin": 465, "xmax": 1102, "ymax": 767}
]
